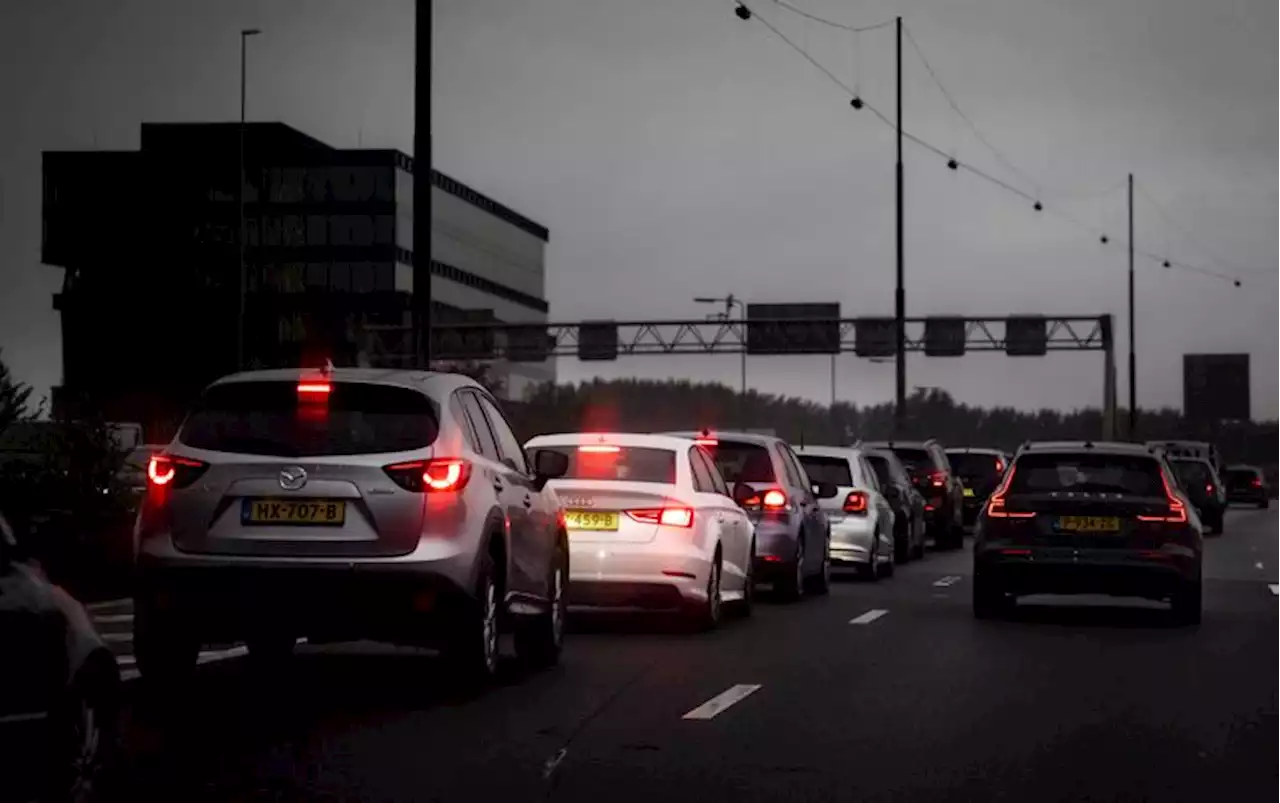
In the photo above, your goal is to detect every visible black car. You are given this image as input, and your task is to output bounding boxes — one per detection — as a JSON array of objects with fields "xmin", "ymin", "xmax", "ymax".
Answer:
[
  {"xmin": 972, "ymin": 441, "xmax": 1202, "ymax": 624},
  {"xmin": 1168, "ymin": 457, "xmax": 1227, "ymax": 535},
  {"xmin": 1224, "ymin": 464, "xmax": 1270, "ymax": 509},
  {"xmin": 860, "ymin": 439, "xmax": 964, "ymax": 550},
  {"xmin": 945, "ymin": 447, "xmax": 1011, "ymax": 529},
  {"xmin": 862, "ymin": 449, "xmax": 927, "ymax": 562},
  {"xmin": 0, "ymin": 507, "xmax": 121, "ymax": 801}
]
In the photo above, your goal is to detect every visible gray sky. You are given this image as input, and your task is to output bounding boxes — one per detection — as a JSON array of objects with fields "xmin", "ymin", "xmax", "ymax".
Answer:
[{"xmin": 1, "ymin": 0, "xmax": 1275, "ymax": 417}]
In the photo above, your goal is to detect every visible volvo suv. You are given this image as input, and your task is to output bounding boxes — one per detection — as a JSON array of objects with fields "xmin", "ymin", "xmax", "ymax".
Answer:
[
  {"xmin": 132, "ymin": 368, "xmax": 571, "ymax": 688},
  {"xmin": 860, "ymin": 439, "xmax": 964, "ymax": 550}
]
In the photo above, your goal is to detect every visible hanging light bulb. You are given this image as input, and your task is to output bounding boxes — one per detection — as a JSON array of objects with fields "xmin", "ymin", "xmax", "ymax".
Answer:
[
  {"xmin": 1033, "ymin": 201, "xmax": 1043, "ymax": 212},
  {"xmin": 1100, "ymin": 235, "xmax": 1109, "ymax": 244},
  {"xmin": 850, "ymin": 96, "xmax": 864, "ymax": 110},
  {"xmin": 1162, "ymin": 260, "xmax": 1171, "ymax": 268},
  {"xmin": 735, "ymin": 3, "xmax": 751, "ymax": 20},
  {"xmin": 1234, "ymin": 280, "xmax": 1241, "ymax": 287},
  {"xmin": 946, "ymin": 158, "xmax": 958, "ymax": 170}
]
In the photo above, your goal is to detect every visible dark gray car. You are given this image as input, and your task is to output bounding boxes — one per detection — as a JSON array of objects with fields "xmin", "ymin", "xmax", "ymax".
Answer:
[
  {"xmin": 132, "ymin": 367, "xmax": 571, "ymax": 689},
  {"xmin": 664, "ymin": 431, "xmax": 836, "ymax": 600}
]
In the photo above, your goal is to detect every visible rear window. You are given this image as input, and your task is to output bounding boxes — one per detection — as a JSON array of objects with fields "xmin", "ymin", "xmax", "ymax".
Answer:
[
  {"xmin": 1226, "ymin": 468, "xmax": 1260, "ymax": 487},
  {"xmin": 797, "ymin": 455, "xmax": 853, "ymax": 487},
  {"xmin": 1171, "ymin": 460, "xmax": 1213, "ymax": 489},
  {"xmin": 1009, "ymin": 453, "xmax": 1166, "ymax": 497},
  {"xmin": 702, "ymin": 441, "xmax": 777, "ymax": 484},
  {"xmin": 865, "ymin": 455, "xmax": 896, "ymax": 488},
  {"xmin": 178, "ymin": 381, "xmax": 439, "ymax": 457},
  {"xmin": 529, "ymin": 446, "xmax": 675, "ymax": 484},
  {"xmin": 948, "ymin": 452, "xmax": 1005, "ymax": 484},
  {"xmin": 890, "ymin": 447, "xmax": 935, "ymax": 475}
]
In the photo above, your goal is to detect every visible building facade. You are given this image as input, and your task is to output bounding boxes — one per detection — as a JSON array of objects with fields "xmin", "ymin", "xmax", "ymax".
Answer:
[{"xmin": 43, "ymin": 122, "xmax": 552, "ymax": 435}]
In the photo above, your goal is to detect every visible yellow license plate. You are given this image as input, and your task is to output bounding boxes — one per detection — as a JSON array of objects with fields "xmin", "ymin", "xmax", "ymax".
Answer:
[
  {"xmin": 564, "ymin": 509, "xmax": 619, "ymax": 531},
  {"xmin": 1057, "ymin": 515, "xmax": 1120, "ymax": 533},
  {"xmin": 244, "ymin": 499, "xmax": 346, "ymax": 526},
  {"xmin": 963, "ymin": 487, "xmax": 976, "ymax": 497}
]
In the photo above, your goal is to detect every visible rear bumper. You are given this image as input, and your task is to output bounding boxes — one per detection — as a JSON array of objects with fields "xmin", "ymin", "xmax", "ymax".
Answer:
[
  {"xmin": 961, "ymin": 498, "xmax": 984, "ymax": 527},
  {"xmin": 1227, "ymin": 491, "xmax": 1268, "ymax": 505},
  {"xmin": 829, "ymin": 516, "xmax": 876, "ymax": 565},
  {"xmin": 566, "ymin": 540, "xmax": 711, "ymax": 610},
  {"xmin": 975, "ymin": 547, "xmax": 1199, "ymax": 599}
]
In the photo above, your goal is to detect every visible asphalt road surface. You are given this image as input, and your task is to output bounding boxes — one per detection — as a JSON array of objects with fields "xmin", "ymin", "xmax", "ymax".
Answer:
[{"xmin": 99, "ymin": 507, "xmax": 1278, "ymax": 802}]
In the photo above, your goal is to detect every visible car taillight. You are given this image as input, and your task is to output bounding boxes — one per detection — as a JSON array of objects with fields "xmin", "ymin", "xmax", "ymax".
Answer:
[
  {"xmin": 694, "ymin": 438, "xmax": 718, "ymax": 448},
  {"xmin": 147, "ymin": 454, "xmax": 209, "ymax": 490},
  {"xmin": 1251, "ymin": 477, "xmax": 1263, "ymax": 488},
  {"xmin": 297, "ymin": 381, "xmax": 332, "ymax": 396},
  {"xmin": 929, "ymin": 471, "xmax": 946, "ymax": 488},
  {"xmin": 1136, "ymin": 472, "xmax": 1188, "ymax": 523},
  {"xmin": 843, "ymin": 490, "xmax": 868, "ymax": 515},
  {"xmin": 383, "ymin": 458, "xmax": 472, "ymax": 493},
  {"xmin": 762, "ymin": 489, "xmax": 788, "ymax": 509},
  {"xmin": 578, "ymin": 444, "xmax": 620, "ymax": 454},
  {"xmin": 626, "ymin": 507, "xmax": 695, "ymax": 527},
  {"xmin": 985, "ymin": 466, "xmax": 1034, "ymax": 519},
  {"xmin": 1204, "ymin": 483, "xmax": 1214, "ymax": 494},
  {"xmin": 994, "ymin": 458, "xmax": 1005, "ymax": 473}
]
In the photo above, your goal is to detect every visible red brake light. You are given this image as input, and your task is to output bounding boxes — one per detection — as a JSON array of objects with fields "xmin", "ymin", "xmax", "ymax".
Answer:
[
  {"xmin": 995, "ymin": 458, "xmax": 1005, "ymax": 474},
  {"xmin": 1136, "ymin": 472, "xmax": 1188, "ymax": 523},
  {"xmin": 625, "ymin": 507, "xmax": 695, "ymax": 528},
  {"xmin": 762, "ymin": 489, "xmax": 788, "ymax": 509},
  {"xmin": 929, "ymin": 471, "xmax": 946, "ymax": 488},
  {"xmin": 1205, "ymin": 483, "xmax": 1214, "ymax": 494},
  {"xmin": 297, "ymin": 382, "xmax": 332, "ymax": 396},
  {"xmin": 694, "ymin": 438, "xmax": 718, "ymax": 448},
  {"xmin": 383, "ymin": 458, "xmax": 472, "ymax": 493},
  {"xmin": 578, "ymin": 444, "xmax": 620, "ymax": 454},
  {"xmin": 147, "ymin": 454, "xmax": 209, "ymax": 490},
  {"xmin": 842, "ymin": 490, "xmax": 868, "ymax": 514},
  {"xmin": 1251, "ymin": 477, "xmax": 1263, "ymax": 488},
  {"xmin": 985, "ymin": 466, "xmax": 1034, "ymax": 519}
]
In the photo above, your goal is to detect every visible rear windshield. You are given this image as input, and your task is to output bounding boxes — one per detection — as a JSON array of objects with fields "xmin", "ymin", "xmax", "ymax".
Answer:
[
  {"xmin": 948, "ymin": 452, "xmax": 1005, "ymax": 485},
  {"xmin": 1170, "ymin": 460, "xmax": 1213, "ymax": 490},
  {"xmin": 178, "ymin": 381, "xmax": 439, "ymax": 457},
  {"xmin": 702, "ymin": 441, "xmax": 776, "ymax": 484},
  {"xmin": 1009, "ymin": 453, "xmax": 1166, "ymax": 497},
  {"xmin": 865, "ymin": 455, "xmax": 897, "ymax": 488},
  {"xmin": 890, "ymin": 447, "xmax": 934, "ymax": 475},
  {"xmin": 530, "ymin": 446, "xmax": 675, "ymax": 484},
  {"xmin": 797, "ymin": 455, "xmax": 853, "ymax": 487},
  {"xmin": 1226, "ymin": 468, "xmax": 1260, "ymax": 488}
]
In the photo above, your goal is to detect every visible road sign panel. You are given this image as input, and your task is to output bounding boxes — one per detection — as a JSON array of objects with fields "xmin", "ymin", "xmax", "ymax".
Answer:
[
  {"xmin": 578, "ymin": 321, "xmax": 619, "ymax": 361},
  {"xmin": 854, "ymin": 318, "xmax": 896, "ymax": 358},
  {"xmin": 745, "ymin": 303, "xmax": 841, "ymax": 355},
  {"xmin": 924, "ymin": 316, "xmax": 966, "ymax": 357},
  {"xmin": 1005, "ymin": 316, "xmax": 1047, "ymax": 356},
  {"xmin": 1184, "ymin": 354, "xmax": 1250, "ymax": 422},
  {"xmin": 506, "ymin": 325, "xmax": 553, "ymax": 363}
]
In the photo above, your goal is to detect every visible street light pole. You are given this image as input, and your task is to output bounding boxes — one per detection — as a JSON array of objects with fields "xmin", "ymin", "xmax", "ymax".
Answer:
[
  {"xmin": 893, "ymin": 15, "xmax": 907, "ymax": 437},
  {"xmin": 413, "ymin": 0, "xmax": 434, "ymax": 367},
  {"xmin": 236, "ymin": 28, "xmax": 260, "ymax": 372},
  {"xmin": 694, "ymin": 295, "xmax": 746, "ymax": 395},
  {"xmin": 1127, "ymin": 172, "xmax": 1136, "ymax": 440}
]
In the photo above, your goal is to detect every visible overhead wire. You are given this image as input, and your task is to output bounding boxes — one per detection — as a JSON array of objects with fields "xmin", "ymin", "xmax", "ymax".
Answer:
[
  {"xmin": 1135, "ymin": 180, "xmax": 1267, "ymax": 277},
  {"xmin": 729, "ymin": 1, "xmax": 1243, "ymax": 287},
  {"xmin": 769, "ymin": 0, "xmax": 894, "ymax": 34}
]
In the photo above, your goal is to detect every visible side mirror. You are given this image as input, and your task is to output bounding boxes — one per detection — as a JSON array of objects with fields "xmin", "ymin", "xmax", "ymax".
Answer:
[
  {"xmin": 732, "ymin": 482, "xmax": 756, "ymax": 507},
  {"xmin": 812, "ymin": 482, "xmax": 839, "ymax": 500},
  {"xmin": 532, "ymin": 450, "xmax": 570, "ymax": 487}
]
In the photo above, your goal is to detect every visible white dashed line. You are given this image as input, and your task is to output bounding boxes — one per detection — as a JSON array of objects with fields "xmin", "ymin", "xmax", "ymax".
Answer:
[
  {"xmin": 933, "ymin": 576, "xmax": 962, "ymax": 588},
  {"xmin": 1269, "ymin": 584, "xmax": 1278, "ymax": 596},
  {"xmin": 86, "ymin": 599, "xmax": 132, "ymax": 612},
  {"xmin": 849, "ymin": 609, "xmax": 889, "ymax": 625},
  {"xmin": 1255, "ymin": 562, "xmax": 1265, "ymax": 570},
  {"xmin": 121, "ymin": 668, "xmax": 140, "ymax": 681},
  {"xmin": 682, "ymin": 684, "xmax": 763, "ymax": 720},
  {"xmin": 101, "ymin": 632, "xmax": 133, "ymax": 643},
  {"xmin": 93, "ymin": 614, "xmax": 134, "ymax": 625}
]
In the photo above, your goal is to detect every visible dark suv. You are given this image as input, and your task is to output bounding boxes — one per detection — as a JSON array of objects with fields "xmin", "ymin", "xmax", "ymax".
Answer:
[
  {"xmin": 665, "ymin": 430, "xmax": 836, "ymax": 600},
  {"xmin": 861, "ymin": 440, "xmax": 964, "ymax": 550},
  {"xmin": 1167, "ymin": 457, "xmax": 1227, "ymax": 535},
  {"xmin": 945, "ymin": 447, "xmax": 1011, "ymax": 529},
  {"xmin": 1224, "ymin": 465, "xmax": 1269, "ymax": 509}
]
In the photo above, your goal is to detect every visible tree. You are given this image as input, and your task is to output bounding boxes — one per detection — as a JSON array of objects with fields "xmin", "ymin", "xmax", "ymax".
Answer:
[
  {"xmin": 430, "ymin": 359, "xmax": 507, "ymax": 398},
  {"xmin": 0, "ymin": 348, "xmax": 34, "ymax": 434}
]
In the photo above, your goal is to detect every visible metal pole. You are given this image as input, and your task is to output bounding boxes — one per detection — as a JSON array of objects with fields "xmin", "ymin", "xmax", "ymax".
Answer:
[
  {"xmin": 413, "ymin": 0, "xmax": 433, "ymax": 367},
  {"xmin": 1127, "ymin": 173, "xmax": 1136, "ymax": 440},
  {"xmin": 236, "ymin": 33, "xmax": 248, "ymax": 371},
  {"xmin": 1102, "ymin": 314, "xmax": 1116, "ymax": 440},
  {"xmin": 830, "ymin": 353, "xmax": 836, "ymax": 407},
  {"xmin": 735, "ymin": 297, "xmax": 746, "ymax": 395},
  {"xmin": 893, "ymin": 16, "xmax": 906, "ymax": 436}
]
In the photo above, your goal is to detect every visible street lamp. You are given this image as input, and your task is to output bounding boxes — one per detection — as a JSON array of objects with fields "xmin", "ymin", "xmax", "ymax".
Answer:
[
  {"xmin": 694, "ymin": 295, "xmax": 746, "ymax": 395},
  {"xmin": 237, "ymin": 27, "xmax": 261, "ymax": 372}
]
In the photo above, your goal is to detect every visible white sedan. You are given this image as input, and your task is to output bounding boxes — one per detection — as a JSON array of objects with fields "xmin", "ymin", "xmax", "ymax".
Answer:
[{"xmin": 524, "ymin": 432, "xmax": 756, "ymax": 628}]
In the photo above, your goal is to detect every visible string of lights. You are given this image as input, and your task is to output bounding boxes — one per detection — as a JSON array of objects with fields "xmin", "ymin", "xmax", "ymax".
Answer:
[
  {"xmin": 1135, "ymin": 180, "xmax": 1265, "ymax": 278},
  {"xmin": 769, "ymin": 0, "xmax": 894, "ymax": 34},
  {"xmin": 728, "ymin": 1, "xmax": 1245, "ymax": 288}
]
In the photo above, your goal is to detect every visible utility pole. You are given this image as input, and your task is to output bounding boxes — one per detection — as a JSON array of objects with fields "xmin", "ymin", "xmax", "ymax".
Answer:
[
  {"xmin": 694, "ymin": 295, "xmax": 747, "ymax": 395},
  {"xmin": 413, "ymin": 0, "xmax": 433, "ymax": 367},
  {"xmin": 1127, "ymin": 172, "xmax": 1136, "ymax": 440},
  {"xmin": 893, "ymin": 16, "xmax": 906, "ymax": 436},
  {"xmin": 236, "ymin": 28, "xmax": 260, "ymax": 372}
]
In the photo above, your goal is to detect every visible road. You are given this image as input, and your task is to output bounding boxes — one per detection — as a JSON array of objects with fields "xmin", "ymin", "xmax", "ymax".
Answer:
[{"xmin": 96, "ymin": 507, "xmax": 1278, "ymax": 802}]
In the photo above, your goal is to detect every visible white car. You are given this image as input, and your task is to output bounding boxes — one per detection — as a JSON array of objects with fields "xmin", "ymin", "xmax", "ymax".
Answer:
[
  {"xmin": 523, "ymin": 432, "xmax": 756, "ymax": 628},
  {"xmin": 793, "ymin": 445, "xmax": 896, "ymax": 579}
]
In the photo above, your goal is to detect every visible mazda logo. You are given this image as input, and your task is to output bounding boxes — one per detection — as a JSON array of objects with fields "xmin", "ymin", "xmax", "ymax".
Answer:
[{"xmin": 279, "ymin": 466, "xmax": 308, "ymax": 491}]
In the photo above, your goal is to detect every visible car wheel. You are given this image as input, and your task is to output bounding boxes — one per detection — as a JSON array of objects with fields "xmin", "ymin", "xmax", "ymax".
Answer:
[
  {"xmin": 49, "ymin": 665, "xmax": 118, "ymax": 803},
  {"xmin": 246, "ymin": 633, "xmax": 295, "ymax": 668},
  {"xmin": 881, "ymin": 542, "xmax": 896, "ymax": 578},
  {"xmin": 516, "ymin": 542, "xmax": 567, "ymax": 668},
  {"xmin": 739, "ymin": 541, "xmax": 756, "ymax": 618},
  {"xmin": 1171, "ymin": 580, "xmax": 1202, "ymax": 626},
  {"xmin": 133, "ymin": 599, "xmax": 198, "ymax": 690},
  {"xmin": 1210, "ymin": 513, "xmax": 1224, "ymax": 536},
  {"xmin": 973, "ymin": 575, "xmax": 1011, "ymax": 619},
  {"xmin": 445, "ymin": 552, "xmax": 501, "ymax": 687},
  {"xmin": 894, "ymin": 522, "xmax": 910, "ymax": 564},
  {"xmin": 1259, "ymin": 499, "xmax": 1269, "ymax": 510},
  {"xmin": 690, "ymin": 554, "xmax": 724, "ymax": 631},
  {"xmin": 912, "ymin": 519, "xmax": 926, "ymax": 560},
  {"xmin": 858, "ymin": 538, "xmax": 879, "ymax": 582},
  {"xmin": 777, "ymin": 538, "xmax": 805, "ymax": 601}
]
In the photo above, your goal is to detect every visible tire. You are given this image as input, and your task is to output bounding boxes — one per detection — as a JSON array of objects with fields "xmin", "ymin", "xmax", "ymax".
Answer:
[
  {"xmin": 912, "ymin": 519, "xmax": 926, "ymax": 560},
  {"xmin": 1259, "ymin": 499, "xmax": 1269, "ymax": 510},
  {"xmin": 1209, "ymin": 512, "xmax": 1224, "ymax": 536},
  {"xmin": 806, "ymin": 537, "xmax": 831, "ymax": 595},
  {"xmin": 972, "ymin": 575, "xmax": 1011, "ymax": 620},
  {"xmin": 894, "ymin": 521, "xmax": 910, "ymax": 564},
  {"xmin": 776, "ymin": 538, "xmax": 805, "ymax": 602},
  {"xmin": 133, "ymin": 599, "xmax": 198, "ymax": 690},
  {"xmin": 689, "ymin": 552, "xmax": 724, "ymax": 631},
  {"xmin": 858, "ymin": 537, "xmax": 879, "ymax": 582},
  {"xmin": 516, "ymin": 541, "xmax": 568, "ymax": 667},
  {"xmin": 245, "ymin": 633, "xmax": 295, "ymax": 670},
  {"xmin": 444, "ymin": 551, "xmax": 501, "ymax": 688},
  {"xmin": 739, "ymin": 542, "xmax": 756, "ymax": 618},
  {"xmin": 1171, "ymin": 580, "xmax": 1202, "ymax": 626},
  {"xmin": 47, "ymin": 665, "xmax": 118, "ymax": 803},
  {"xmin": 881, "ymin": 549, "xmax": 895, "ymax": 578}
]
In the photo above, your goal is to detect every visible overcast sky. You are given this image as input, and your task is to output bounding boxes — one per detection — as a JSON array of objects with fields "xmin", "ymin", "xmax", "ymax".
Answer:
[{"xmin": 1, "ymin": 0, "xmax": 1275, "ymax": 417}]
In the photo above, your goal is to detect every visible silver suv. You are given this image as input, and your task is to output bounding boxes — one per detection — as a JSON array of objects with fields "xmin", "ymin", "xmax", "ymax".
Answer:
[{"xmin": 132, "ymin": 367, "xmax": 570, "ymax": 688}]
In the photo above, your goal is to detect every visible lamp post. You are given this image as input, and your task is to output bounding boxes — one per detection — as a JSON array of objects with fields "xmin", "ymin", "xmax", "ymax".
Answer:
[
  {"xmin": 236, "ymin": 27, "xmax": 261, "ymax": 371},
  {"xmin": 695, "ymin": 295, "xmax": 747, "ymax": 395}
]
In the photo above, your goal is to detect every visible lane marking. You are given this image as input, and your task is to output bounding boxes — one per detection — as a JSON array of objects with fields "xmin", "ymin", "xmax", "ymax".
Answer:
[
  {"xmin": 933, "ymin": 575, "xmax": 962, "ymax": 588},
  {"xmin": 682, "ymin": 684, "xmax": 762, "ymax": 720},
  {"xmin": 542, "ymin": 748, "xmax": 568, "ymax": 780},
  {"xmin": 101, "ymin": 632, "xmax": 133, "ymax": 643},
  {"xmin": 1269, "ymin": 585, "xmax": 1278, "ymax": 596},
  {"xmin": 86, "ymin": 598, "xmax": 131, "ymax": 612},
  {"xmin": 1255, "ymin": 562, "xmax": 1265, "ymax": 570},
  {"xmin": 121, "ymin": 668, "xmax": 140, "ymax": 682},
  {"xmin": 849, "ymin": 609, "xmax": 889, "ymax": 625},
  {"xmin": 119, "ymin": 638, "xmax": 308, "ymax": 681},
  {"xmin": 93, "ymin": 614, "xmax": 134, "ymax": 624}
]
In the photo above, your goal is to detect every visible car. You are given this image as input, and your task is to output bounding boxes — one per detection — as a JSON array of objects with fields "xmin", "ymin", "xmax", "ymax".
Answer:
[
  {"xmin": 1166, "ymin": 456, "xmax": 1227, "ymax": 535},
  {"xmin": 664, "ymin": 430, "xmax": 836, "ymax": 600},
  {"xmin": 862, "ymin": 448, "xmax": 927, "ymax": 561},
  {"xmin": 945, "ymin": 447, "xmax": 1011, "ymax": 530},
  {"xmin": 131, "ymin": 367, "xmax": 571, "ymax": 689},
  {"xmin": 523, "ymin": 432, "xmax": 755, "ymax": 627},
  {"xmin": 1146, "ymin": 440, "xmax": 1224, "ymax": 476},
  {"xmin": 972, "ymin": 440, "xmax": 1203, "ymax": 624},
  {"xmin": 0, "ymin": 506, "xmax": 121, "ymax": 802},
  {"xmin": 859, "ymin": 439, "xmax": 965, "ymax": 550},
  {"xmin": 793, "ymin": 445, "xmax": 897, "ymax": 576},
  {"xmin": 1223, "ymin": 464, "xmax": 1270, "ymax": 509}
]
